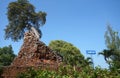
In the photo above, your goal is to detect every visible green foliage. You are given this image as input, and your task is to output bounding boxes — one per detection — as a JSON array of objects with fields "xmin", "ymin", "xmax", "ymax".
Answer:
[
  {"xmin": 5, "ymin": 0, "xmax": 46, "ymax": 41},
  {"xmin": 99, "ymin": 25, "xmax": 120, "ymax": 72},
  {"xmin": 48, "ymin": 40, "xmax": 89, "ymax": 67},
  {"xmin": 49, "ymin": 40, "xmax": 80, "ymax": 54},
  {"xmin": 17, "ymin": 65, "xmax": 120, "ymax": 78},
  {"xmin": 105, "ymin": 26, "xmax": 120, "ymax": 50},
  {"xmin": 16, "ymin": 38, "xmax": 120, "ymax": 78},
  {"xmin": 0, "ymin": 45, "xmax": 16, "ymax": 66}
]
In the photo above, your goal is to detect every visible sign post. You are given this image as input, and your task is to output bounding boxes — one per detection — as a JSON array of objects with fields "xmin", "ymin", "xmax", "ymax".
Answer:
[{"xmin": 86, "ymin": 50, "xmax": 96, "ymax": 68}]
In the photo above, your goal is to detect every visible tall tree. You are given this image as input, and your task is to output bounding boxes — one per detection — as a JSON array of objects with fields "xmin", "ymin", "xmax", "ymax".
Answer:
[
  {"xmin": 0, "ymin": 45, "xmax": 16, "ymax": 66},
  {"xmin": 49, "ymin": 40, "xmax": 90, "ymax": 67},
  {"xmin": 99, "ymin": 25, "xmax": 120, "ymax": 71},
  {"xmin": 5, "ymin": 0, "xmax": 46, "ymax": 41}
]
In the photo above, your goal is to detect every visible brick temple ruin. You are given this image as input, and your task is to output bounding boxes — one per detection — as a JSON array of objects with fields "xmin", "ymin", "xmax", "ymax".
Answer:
[{"xmin": 1, "ymin": 30, "xmax": 62, "ymax": 78}]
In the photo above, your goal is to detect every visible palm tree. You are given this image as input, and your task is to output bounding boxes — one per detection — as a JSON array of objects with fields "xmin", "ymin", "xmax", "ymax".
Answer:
[
  {"xmin": 5, "ymin": 0, "xmax": 46, "ymax": 41},
  {"xmin": 98, "ymin": 49, "xmax": 113, "ymax": 62},
  {"xmin": 98, "ymin": 49, "xmax": 114, "ymax": 68},
  {"xmin": 85, "ymin": 57, "xmax": 93, "ymax": 66}
]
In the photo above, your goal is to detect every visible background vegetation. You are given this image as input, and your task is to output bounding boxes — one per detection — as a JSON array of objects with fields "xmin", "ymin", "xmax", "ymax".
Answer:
[
  {"xmin": 1, "ymin": 0, "xmax": 120, "ymax": 78},
  {"xmin": 16, "ymin": 26, "xmax": 120, "ymax": 78},
  {"xmin": 0, "ymin": 45, "xmax": 16, "ymax": 66}
]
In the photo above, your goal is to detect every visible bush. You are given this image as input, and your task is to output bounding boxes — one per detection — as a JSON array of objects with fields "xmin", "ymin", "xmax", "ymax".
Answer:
[{"xmin": 17, "ymin": 65, "xmax": 120, "ymax": 78}]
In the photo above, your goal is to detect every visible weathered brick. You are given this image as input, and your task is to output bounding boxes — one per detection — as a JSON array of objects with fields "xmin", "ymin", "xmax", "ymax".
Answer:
[{"xmin": 2, "ymin": 31, "xmax": 62, "ymax": 77}]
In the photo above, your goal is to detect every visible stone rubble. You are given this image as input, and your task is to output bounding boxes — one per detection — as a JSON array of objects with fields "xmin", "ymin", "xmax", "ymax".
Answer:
[
  {"xmin": 1, "ymin": 31, "xmax": 62, "ymax": 78},
  {"xmin": 11, "ymin": 31, "xmax": 62, "ymax": 66}
]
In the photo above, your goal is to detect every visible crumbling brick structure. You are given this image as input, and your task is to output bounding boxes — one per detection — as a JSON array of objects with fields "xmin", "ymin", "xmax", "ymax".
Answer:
[{"xmin": 1, "ymin": 31, "xmax": 62, "ymax": 78}]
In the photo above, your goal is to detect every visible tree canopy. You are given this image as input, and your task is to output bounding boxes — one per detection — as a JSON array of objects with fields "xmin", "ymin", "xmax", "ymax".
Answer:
[
  {"xmin": 0, "ymin": 45, "xmax": 16, "ymax": 66},
  {"xmin": 5, "ymin": 0, "xmax": 46, "ymax": 41},
  {"xmin": 99, "ymin": 25, "xmax": 120, "ymax": 71},
  {"xmin": 49, "ymin": 40, "xmax": 91, "ymax": 67}
]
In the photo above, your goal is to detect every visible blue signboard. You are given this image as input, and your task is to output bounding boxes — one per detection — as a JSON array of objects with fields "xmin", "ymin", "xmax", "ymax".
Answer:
[{"xmin": 86, "ymin": 50, "xmax": 96, "ymax": 55}]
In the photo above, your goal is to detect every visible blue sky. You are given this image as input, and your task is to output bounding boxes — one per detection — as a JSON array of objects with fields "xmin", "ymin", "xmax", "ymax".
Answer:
[{"xmin": 0, "ymin": 0, "xmax": 120, "ymax": 68}]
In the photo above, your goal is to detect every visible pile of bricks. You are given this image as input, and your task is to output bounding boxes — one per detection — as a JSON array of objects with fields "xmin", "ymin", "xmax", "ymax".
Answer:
[
  {"xmin": 1, "ymin": 31, "xmax": 62, "ymax": 77},
  {"xmin": 11, "ymin": 31, "xmax": 62, "ymax": 66}
]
